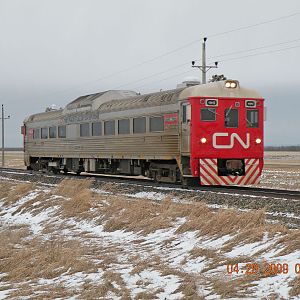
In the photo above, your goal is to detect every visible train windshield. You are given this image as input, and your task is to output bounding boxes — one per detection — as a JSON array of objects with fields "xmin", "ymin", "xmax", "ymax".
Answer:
[
  {"xmin": 246, "ymin": 109, "xmax": 259, "ymax": 128},
  {"xmin": 225, "ymin": 108, "xmax": 238, "ymax": 128},
  {"xmin": 200, "ymin": 108, "xmax": 216, "ymax": 121}
]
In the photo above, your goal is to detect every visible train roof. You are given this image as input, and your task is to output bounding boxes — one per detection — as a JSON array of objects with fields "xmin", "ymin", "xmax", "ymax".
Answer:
[
  {"xmin": 25, "ymin": 80, "xmax": 263, "ymax": 122},
  {"xmin": 179, "ymin": 80, "xmax": 262, "ymax": 99}
]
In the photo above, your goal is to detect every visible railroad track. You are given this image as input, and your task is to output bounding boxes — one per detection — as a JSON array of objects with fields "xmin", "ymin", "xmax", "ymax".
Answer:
[
  {"xmin": 1, "ymin": 167, "xmax": 300, "ymax": 228},
  {"xmin": 0, "ymin": 166, "xmax": 300, "ymax": 200}
]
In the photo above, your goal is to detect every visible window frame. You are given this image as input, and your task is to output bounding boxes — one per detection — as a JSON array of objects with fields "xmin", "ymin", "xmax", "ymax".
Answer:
[
  {"xmin": 92, "ymin": 122, "xmax": 102, "ymax": 136},
  {"xmin": 49, "ymin": 126, "xmax": 57, "ymax": 138},
  {"xmin": 200, "ymin": 108, "xmax": 217, "ymax": 122},
  {"xmin": 58, "ymin": 125, "xmax": 66, "ymax": 138},
  {"xmin": 33, "ymin": 128, "xmax": 40, "ymax": 139},
  {"xmin": 118, "ymin": 118, "xmax": 130, "ymax": 135},
  {"xmin": 104, "ymin": 120, "xmax": 115, "ymax": 136},
  {"xmin": 80, "ymin": 123, "xmax": 90, "ymax": 137},
  {"xmin": 246, "ymin": 109, "xmax": 259, "ymax": 128},
  {"xmin": 133, "ymin": 117, "xmax": 146, "ymax": 134},
  {"xmin": 149, "ymin": 115, "xmax": 164, "ymax": 132},
  {"xmin": 225, "ymin": 108, "xmax": 239, "ymax": 128},
  {"xmin": 41, "ymin": 127, "xmax": 48, "ymax": 139}
]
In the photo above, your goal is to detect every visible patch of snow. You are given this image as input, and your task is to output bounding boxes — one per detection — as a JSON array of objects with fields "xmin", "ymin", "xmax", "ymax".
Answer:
[{"xmin": 128, "ymin": 191, "xmax": 166, "ymax": 201}]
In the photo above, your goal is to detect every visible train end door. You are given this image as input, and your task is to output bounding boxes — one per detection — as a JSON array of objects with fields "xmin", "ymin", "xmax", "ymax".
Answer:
[{"xmin": 180, "ymin": 102, "xmax": 191, "ymax": 154}]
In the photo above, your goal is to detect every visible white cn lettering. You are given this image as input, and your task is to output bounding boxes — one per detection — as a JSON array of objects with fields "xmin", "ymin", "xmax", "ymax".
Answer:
[{"xmin": 212, "ymin": 133, "xmax": 250, "ymax": 149}]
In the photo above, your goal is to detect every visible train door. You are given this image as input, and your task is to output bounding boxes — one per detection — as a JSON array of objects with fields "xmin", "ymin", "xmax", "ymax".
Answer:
[{"xmin": 180, "ymin": 102, "xmax": 191, "ymax": 154}]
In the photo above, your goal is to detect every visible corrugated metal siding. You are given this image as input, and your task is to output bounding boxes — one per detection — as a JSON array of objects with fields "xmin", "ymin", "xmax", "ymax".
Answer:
[{"xmin": 25, "ymin": 133, "xmax": 179, "ymax": 160}]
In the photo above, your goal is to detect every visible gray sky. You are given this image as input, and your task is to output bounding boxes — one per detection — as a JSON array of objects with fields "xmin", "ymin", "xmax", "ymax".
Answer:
[{"xmin": 0, "ymin": 0, "xmax": 299, "ymax": 146}]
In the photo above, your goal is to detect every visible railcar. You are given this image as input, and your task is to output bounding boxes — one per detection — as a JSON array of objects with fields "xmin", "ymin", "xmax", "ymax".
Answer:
[{"xmin": 22, "ymin": 80, "xmax": 265, "ymax": 186}]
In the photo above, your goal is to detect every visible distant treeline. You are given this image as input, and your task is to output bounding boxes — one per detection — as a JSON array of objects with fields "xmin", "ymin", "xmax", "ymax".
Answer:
[{"xmin": 265, "ymin": 145, "xmax": 300, "ymax": 151}]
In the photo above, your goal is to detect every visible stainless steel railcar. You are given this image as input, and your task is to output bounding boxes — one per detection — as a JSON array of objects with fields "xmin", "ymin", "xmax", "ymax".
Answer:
[{"xmin": 22, "ymin": 80, "xmax": 264, "ymax": 185}]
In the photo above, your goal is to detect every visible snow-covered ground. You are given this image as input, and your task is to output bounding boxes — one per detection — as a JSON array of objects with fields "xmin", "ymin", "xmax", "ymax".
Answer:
[{"xmin": 0, "ymin": 178, "xmax": 299, "ymax": 299}]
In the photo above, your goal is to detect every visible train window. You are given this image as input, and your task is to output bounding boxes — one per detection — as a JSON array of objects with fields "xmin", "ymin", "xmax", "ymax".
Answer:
[
  {"xmin": 49, "ymin": 126, "xmax": 57, "ymax": 138},
  {"xmin": 92, "ymin": 122, "xmax": 102, "ymax": 136},
  {"xmin": 58, "ymin": 126, "xmax": 66, "ymax": 138},
  {"xmin": 41, "ymin": 128, "xmax": 48, "ymax": 139},
  {"xmin": 118, "ymin": 119, "xmax": 130, "ymax": 134},
  {"xmin": 80, "ymin": 123, "xmax": 90, "ymax": 137},
  {"xmin": 182, "ymin": 104, "xmax": 191, "ymax": 123},
  {"xmin": 201, "ymin": 108, "xmax": 216, "ymax": 121},
  {"xmin": 246, "ymin": 109, "xmax": 259, "ymax": 128},
  {"xmin": 133, "ymin": 117, "xmax": 146, "ymax": 134},
  {"xmin": 104, "ymin": 120, "xmax": 115, "ymax": 135},
  {"xmin": 33, "ymin": 128, "xmax": 40, "ymax": 139},
  {"xmin": 225, "ymin": 108, "xmax": 239, "ymax": 128},
  {"xmin": 150, "ymin": 116, "xmax": 164, "ymax": 132}
]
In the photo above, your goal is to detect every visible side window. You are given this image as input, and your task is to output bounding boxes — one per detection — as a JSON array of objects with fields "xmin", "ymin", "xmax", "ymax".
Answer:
[
  {"xmin": 80, "ymin": 123, "xmax": 90, "ymax": 137},
  {"xmin": 41, "ymin": 128, "xmax": 48, "ymax": 139},
  {"xmin": 133, "ymin": 117, "xmax": 146, "ymax": 134},
  {"xmin": 58, "ymin": 126, "xmax": 66, "ymax": 138},
  {"xmin": 92, "ymin": 122, "xmax": 102, "ymax": 136},
  {"xmin": 246, "ymin": 109, "xmax": 259, "ymax": 128},
  {"xmin": 49, "ymin": 126, "xmax": 57, "ymax": 138},
  {"xmin": 118, "ymin": 119, "xmax": 130, "ymax": 134},
  {"xmin": 104, "ymin": 120, "xmax": 115, "ymax": 135},
  {"xmin": 150, "ymin": 116, "xmax": 164, "ymax": 132},
  {"xmin": 225, "ymin": 108, "xmax": 238, "ymax": 128},
  {"xmin": 182, "ymin": 104, "xmax": 191, "ymax": 123},
  {"xmin": 200, "ymin": 108, "xmax": 216, "ymax": 121},
  {"xmin": 33, "ymin": 128, "xmax": 40, "ymax": 139}
]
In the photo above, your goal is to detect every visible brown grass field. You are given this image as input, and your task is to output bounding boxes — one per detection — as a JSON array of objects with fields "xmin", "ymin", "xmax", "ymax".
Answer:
[{"xmin": 0, "ymin": 175, "xmax": 299, "ymax": 298}]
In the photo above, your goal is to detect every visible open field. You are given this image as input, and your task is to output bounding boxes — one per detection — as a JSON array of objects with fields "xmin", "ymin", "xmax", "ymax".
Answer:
[
  {"xmin": 0, "ymin": 151, "xmax": 25, "ymax": 169},
  {"xmin": 0, "ymin": 178, "xmax": 299, "ymax": 299}
]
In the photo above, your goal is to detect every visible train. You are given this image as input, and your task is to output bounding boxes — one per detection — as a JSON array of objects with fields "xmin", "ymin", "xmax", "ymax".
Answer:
[{"xmin": 22, "ymin": 79, "xmax": 265, "ymax": 186}]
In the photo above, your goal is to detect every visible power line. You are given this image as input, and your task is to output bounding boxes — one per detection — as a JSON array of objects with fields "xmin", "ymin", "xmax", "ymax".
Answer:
[
  {"xmin": 134, "ymin": 45, "xmax": 300, "ymax": 91},
  {"xmin": 134, "ymin": 69, "xmax": 194, "ymax": 90},
  {"xmin": 200, "ymin": 38, "xmax": 300, "ymax": 61},
  {"xmin": 89, "ymin": 12, "xmax": 300, "ymax": 84},
  {"xmin": 216, "ymin": 44, "xmax": 300, "ymax": 63},
  {"xmin": 46, "ymin": 12, "xmax": 299, "ymax": 97},
  {"xmin": 113, "ymin": 63, "xmax": 188, "ymax": 89},
  {"xmin": 119, "ymin": 39, "xmax": 300, "ymax": 89},
  {"xmin": 208, "ymin": 12, "xmax": 300, "ymax": 38}
]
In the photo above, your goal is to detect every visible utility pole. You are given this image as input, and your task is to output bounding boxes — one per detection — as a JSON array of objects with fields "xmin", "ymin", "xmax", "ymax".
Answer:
[
  {"xmin": 1, "ymin": 104, "xmax": 10, "ymax": 167},
  {"xmin": 192, "ymin": 37, "xmax": 218, "ymax": 84}
]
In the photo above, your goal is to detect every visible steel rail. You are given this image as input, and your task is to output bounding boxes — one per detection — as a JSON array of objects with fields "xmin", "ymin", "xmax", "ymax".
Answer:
[{"xmin": 0, "ymin": 167, "xmax": 299, "ymax": 200}]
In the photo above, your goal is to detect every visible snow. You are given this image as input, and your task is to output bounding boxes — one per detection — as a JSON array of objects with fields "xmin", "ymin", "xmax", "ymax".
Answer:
[{"xmin": 0, "ymin": 178, "xmax": 299, "ymax": 299}]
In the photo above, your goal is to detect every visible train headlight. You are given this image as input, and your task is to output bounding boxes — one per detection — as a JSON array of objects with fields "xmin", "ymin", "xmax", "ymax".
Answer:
[
  {"xmin": 255, "ymin": 138, "xmax": 262, "ymax": 144},
  {"xmin": 225, "ymin": 80, "xmax": 238, "ymax": 88},
  {"xmin": 200, "ymin": 137, "xmax": 207, "ymax": 144}
]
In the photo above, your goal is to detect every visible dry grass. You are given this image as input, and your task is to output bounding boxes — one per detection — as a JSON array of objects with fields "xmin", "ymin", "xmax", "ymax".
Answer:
[
  {"xmin": 55, "ymin": 178, "xmax": 93, "ymax": 198},
  {"xmin": 1, "ymin": 177, "xmax": 299, "ymax": 298},
  {"xmin": 174, "ymin": 274, "xmax": 205, "ymax": 300},
  {"xmin": 277, "ymin": 230, "xmax": 300, "ymax": 255},
  {"xmin": 289, "ymin": 276, "xmax": 300, "ymax": 297},
  {"xmin": 0, "ymin": 151, "xmax": 25, "ymax": 169},
  {"xmin": 0, "ymin": 231, "xmax": 95, "ymax": 283},
  {"xmin": 0, "ymin": 181, "xmax": 35, "ymax": 205},
  {"xmin": 176, "ymin": 207, "xmax": 266, "ymax": 237}
]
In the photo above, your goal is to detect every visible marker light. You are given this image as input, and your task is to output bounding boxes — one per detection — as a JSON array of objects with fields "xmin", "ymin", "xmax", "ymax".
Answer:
[
  {"xmin": 200, "ymin": 137, "xmax": 207, "ymax": 144},
  {"xmin": 255, "ymin": 138, "xmax": 262, "ymax": 144}
]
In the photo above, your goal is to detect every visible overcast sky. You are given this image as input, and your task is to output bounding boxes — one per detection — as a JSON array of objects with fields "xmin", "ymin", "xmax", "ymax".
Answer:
[{"xmin": 0, "ymin": 0, "xmax": 299, "ymax": 146}]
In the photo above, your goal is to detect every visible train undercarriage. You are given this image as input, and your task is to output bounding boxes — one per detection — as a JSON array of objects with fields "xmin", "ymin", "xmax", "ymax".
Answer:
[{"xmin": 27, "ymin": 157, "xmax": 185, "ymax": 184}]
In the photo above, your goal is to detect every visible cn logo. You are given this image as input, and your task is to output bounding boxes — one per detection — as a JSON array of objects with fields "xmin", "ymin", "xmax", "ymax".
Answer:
[{"xmin": 212, "ymin": 133, "xmax": 250, "ymax": 149}]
